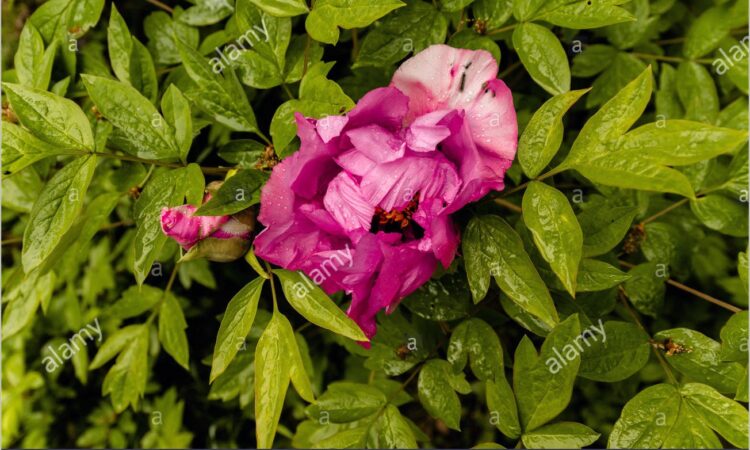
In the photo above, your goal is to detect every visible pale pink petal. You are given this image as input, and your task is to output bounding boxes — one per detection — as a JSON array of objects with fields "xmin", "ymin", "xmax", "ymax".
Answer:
[
  {"xmin": 359, "ymin": 154, "xmax": 461, "ymax": 211},
  {"xmin": 390, "ymin": 45, "xmax": 499, "ymax": 119},
  {"xmin": 323, "ymin": 172, "xmax": 375, "ymax": 233},
  {"xmin": 316, "ymin": 115, "xmax": 349, "ymax": 143}
]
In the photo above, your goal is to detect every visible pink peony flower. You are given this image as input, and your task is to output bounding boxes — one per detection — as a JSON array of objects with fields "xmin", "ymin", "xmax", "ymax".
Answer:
[
  {"xmin": 161, "ymin": 194, "xmax": 254, "ymax": 262},
  {"xmin": 255, "ymin": 45, "xmax": 517, "ymax": 340}
]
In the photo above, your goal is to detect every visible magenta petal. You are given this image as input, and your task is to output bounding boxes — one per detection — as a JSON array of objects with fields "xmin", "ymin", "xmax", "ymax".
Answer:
[
  {"xmin": 161, "ymin": 205, "xmax": 229, "ymax": 250},
  {"xmin": 406, "ymin": 109, "xmax": 453, "ymax": 152},
  {"xmin": 346, "ymin": 124, "xmax": 405, "ymax": 163},
  {"xmin": 346, "ymin": 87, "xmax": 409, "ymax": 130}
]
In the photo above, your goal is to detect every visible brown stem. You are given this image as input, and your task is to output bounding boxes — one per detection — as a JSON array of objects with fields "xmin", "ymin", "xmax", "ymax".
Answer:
[
  {"xmin": 95, "ymin": 152, "xmax": 231, "ymax": 175},
  {"xmin": 494, "ymin": 198, "xmax": 523, "ymax": 214},
  {"xmin": 145, "ymin": 0, "xmax": 174, "ymax": 13},
  {"xmin": 487, "ymin": 23, "xmax": 517, "ymax": 36},
  {"xmin": 641, "ymin": 198, "xmax": 689, "ymax": 225},
  {"xmin": 631, "ymin": 52, "xmax": 713, "ymax": 65},
  {"xmin": 499, "ymin": 61, "xmax": 523, "ymax": 79},
  {"xmin": 618, "ymin": 289, "xmax": 679, "ymax": 385},
  {"xmin": 618, "ymin": 260, "xmax": 742, "ymax": 313}
]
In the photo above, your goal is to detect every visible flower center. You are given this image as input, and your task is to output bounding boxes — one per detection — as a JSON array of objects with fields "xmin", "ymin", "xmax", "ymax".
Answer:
[{"xmin": 370, "ymin": 194, "xmax": 424, "ymax": 240}]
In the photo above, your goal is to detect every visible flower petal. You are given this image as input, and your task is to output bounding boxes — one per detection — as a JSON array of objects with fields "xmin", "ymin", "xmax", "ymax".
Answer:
[
  {"xmin": 323, "ymin": 172, "xmax": 375, "ymax": 233},
  {"xmin": 161, "ymin": 205, "xmax": 229, "ymax": 250}
]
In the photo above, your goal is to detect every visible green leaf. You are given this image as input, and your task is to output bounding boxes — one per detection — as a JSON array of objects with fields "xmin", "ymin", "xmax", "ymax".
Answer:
[
  {"xmin": 577, "ymin": 205, "xmax": 638, "ymax": 257},
  {"xmin": 571, "ymin": 44, "xmax": 618, "ymax": 78},
  {"xmin": 101, "ymin": 325, "xmax": 149, "ymax": 413},
  {"xmin": 402, "ymin": 272, "xmax": 472, "ymax": 321},
  {"xmin": 574, "ymin": 154, "xmax": 696, "ymax": 198},
  {"xmin": 463, "ymin": 215, "xmax": 558, "ymax": 327},
  {"xmin": 676, "ymin": 61, "xmax": 718, "ymax": 124},
  {"xmin": 210, "ymin": 278, "xmax": 265, "ymax": 382},
  {"xmin": 2, "ymin": 122, "xmax": 83, "ymax": 175},
  {"xmin": 690, "ymin": 194, "xmax": 748, "ymax": 237},
  {"xmin": 720, "ymin": 311, "xmax": 748, "ymax": 363},
  {"xmin": 2, "ymin": 165, "xmax": 43, "ymax": 213},
  {"xmin": 133, "ymin": 168, "xmax": 190, "ymax": 285},
  {"xmin": 486, "ymin": 377, "xmax": 521, "ymax": 439},
  {"xmin": 82, "ymin": 75, "xmax": 179, "ymax": 160},
  {"xmin": 208, "ymin": 351, "xmax": 255, "ymax": 407},
  {"xmin": 255, "ymin": 311, "xmax": 292, "ymax": 448},
  {"xmin": 472, "ymin": 0, "xmax": 512, "ymax": 30},
  {"xmin": 90, "ymin": 325, "xmax": 145, "ymax": 369},
  {"xmin": 15, "ymin": 22, "xmax": 57, "ymax": 90},
  {"xmin": 514, "ymin": 315, "xmax": 582, "ymax": 431},
  {"xmin": 683, "ymin": 5, "xmax": 733, "ymax": 59},
  {"xmin": 159, "ymin": 293, "xmax": 190, "ymax": 370},
  {"xmin": 447, "ymin": 318, "xmax": 505, "ymax": 382},
  {"xmin": 234, "ymin": 0, "xmax": 292, "ymax": 89},
  {"xmin": 271, "ymin": 70, "xmax": 355, "ymax": 154},
  {"xmin": 661, "ymin": 400, "xmax": 721, "ymax": 449},
  {"xmin": 512, "ymin": 23, "xmax": 570, "ymax": 95},
  {"xmin": 522, "ymin": 182, "xmax": 583, "ymax": 296},
  {"xmin": 680, "ymin": 382, "xmax": 749, "ymax": 448},
  {"xmin": 654, "ymin": 328, "xmax": 745, "ymax": 394},
  {"xmin": 312, "ymin": 428, "xmax": 368, "ymax": 449},
  {"xmin": 623, "ymin": 261, "xmax": 666, "ymax": 317},
  {"xmin": 107, "ymin": 5, "xmax": 132, "ymax": 84},
  {"xmin": 574, "ymin": 259, "xmax": 630, "ymax": 292},
  {"xmin": 195, "ymin": 169, "xmax": 268, "ymax": 216},
  {"xmin": 616, "ymin": 120, "xmax": 748, "ymax": 166},
  {"xmin": 306, "ymin": 382, "xmax": 387, "ymax": 423},
  {"xmin": 541, "ymin": 1, "xmax": 634, "ymax": 29},
  {"xmin": 368, "ymin": 405, "xmax": 418, "ymax": 449},
  {"xmin": 274, "ymin": 269, "xmax": 368, "ymax": 341},
  {"xmin": 521, "ymin": 422, "xmax": 600, "ymax": 449},
  {"xmin": 176, "ymin": 39, "xmax": 259, "ymax": 133},
  {"xmin": 355, "ymin": 0, "xmax": 448, "ymax": 68},
  {"xmin": 518, "ymin": 89, "xmax": 589, "ymax": 178},
  {"xmin": 3, "ymin": 83, "xmax": 94, "ymax": 151},
  {"xmin": 144, "ymin": 11, "xmax": 200, "ymax": 65},
  {"xmin": 449, "ymin": 29, "xmax": 501, "ymax": 62},
  {"xmin": 1, "ymin": 271, "xmax": 55, "ymax": 339},
  {"xmin": 108, "ymin": 285, "xmax": 163, "ymax": 319},
  {"xmin": 179, "ymin": 0, "xmax": 234, "ymax": 25},
  {"xmin": 248, "ymin": 0, "xmax": 309, "ymax": 17},
  {"xmin": 305, "ymin": 0, "xmax": 404, "ymax": 45},
  {"xmin": 564, "ymin": 66, "xmax": 652, "ymax": 167},
  {"xmin": 29, "ymin": 0, "xmax": 105, "ymax": 43},
  {"xmin": 278, "ymin": 314, "xmax": 315, "ymax": 403},
  {"xmin": 512, "ymin": 0, "xmax": 545, "ymax": 21},
  {"xmin": 609, "ymin": 383, "xmax": 681, "ymax": 448},
  {"xmin": 161, "ymin": 85, "xmax": 193, "ymax": 163},
  {"xmin": 585, "ymin": 52, "xmax": 647, "ymax": 109},
  {"xmin": 578, "ymin": 321, "xmax": 649, "ymax": 382},
  {"xmin": 22, "ymin": 155, "xmax": 97, "ymax": 273},
  {"xmin": 418, "ymin": 359, "xmax": 470, "ymax": 430}
]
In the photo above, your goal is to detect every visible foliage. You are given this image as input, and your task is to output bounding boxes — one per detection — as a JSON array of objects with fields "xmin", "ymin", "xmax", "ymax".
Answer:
[{"xmin": 1, "ymin": 0, "xmax": 749, "ymax": 448}]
